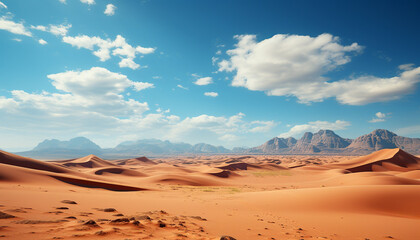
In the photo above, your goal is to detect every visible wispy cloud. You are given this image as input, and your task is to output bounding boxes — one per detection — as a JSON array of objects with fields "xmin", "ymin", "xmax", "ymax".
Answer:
[
  {"xmin": 0, "ymin": 16, "xmax": 32, "ymax": 37},
  {"xmin": 177, "ymin": 84, "xmax": 188, "ymax": 90},
  {"xmin": 0, "ymin": 1, "xmax": 7, "ymax": 8}
]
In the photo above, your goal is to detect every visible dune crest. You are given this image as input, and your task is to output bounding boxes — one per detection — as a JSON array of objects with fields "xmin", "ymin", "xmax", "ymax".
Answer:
[
  {"xmin": 329, "ymin": 148, "xmax": 420, "ymax": 172},
  {"xmin": 59, "ymin": 154, "xmax": 117, "ymax": 168}
]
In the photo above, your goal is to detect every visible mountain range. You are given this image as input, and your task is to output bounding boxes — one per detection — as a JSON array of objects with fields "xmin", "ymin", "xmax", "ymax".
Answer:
[
  {"xmin": 14, "ymin": 129, "xmax": 420, "ymax": 159},
  {"xmin": 250, "ymin": 129, "xmax": 420, "ymax": 155}
]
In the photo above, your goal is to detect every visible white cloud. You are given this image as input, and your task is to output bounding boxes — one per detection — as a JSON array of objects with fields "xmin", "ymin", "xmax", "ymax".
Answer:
[
  {"xmin": 38, "ymin": 39, "xmax": 47, "ymax": 45},
  {"xmin": 216, "ymin": 50, "xmax": 222, "ymax": 55},
  {"xmin": 47, "ymin": 67, "xmax": 152, "ymax": 97},
  {"xmin": 132, "ymin": 82, "xmax": 154, "ymax": 91},
  {"xmin": 12, "ymin": 38, "xmax": 22, "ymax": 42},
  {"xmin": 152, "ymin": 76, "xmax": 161, "ymax": 79},
  {"xmin": 279, "ymin": 120, "xmax": 350, "ymax": 138},
  {"xmin": 119, "ymin": 58, "xmax": 140, "ymax": 69},
  {"xmin": 369, "ymin": 112, "xmax": 388, "ymax": 123},
  {"xmin": 80, "ymin": 0, "xmax": 95, "ymax": 5},
  {"xmin": 0, "ymin": 69, "xmax": 276, "ymax": 148},
  {"xmin": 0, "ymin": 67, "xmax": 151, "ymax": 134},
  {"xmin": 177, "ymin": 84, "xmax": 188, "ymax": 90},
  {"xmin": 369, "ymin": 118, "xmax": 385, "ymax": 123},
  {"xmin": 31, "ymin": 24, "xmax": 71, "ymax": 37},
  {"xmin": 104, "ymin": 4, "xmax": 116, "ymax": 16},
  {"xmin": 204, "ymin": 92, "xmax": 218, "ymax": 97},
  {"xmin": 59, "ymin": 0, "xmax": 67, "ymax": 4},
  {"xmin": 217, "ymin": 34, "xmax": 420, "ymax": 105},
  {"xmin": 194, "ymin": 77, "xmax": 213, "ymax": 86},
  {"xmin": 0, "ymin": 1, "xmax": 7, "ymax": 8},
  {"xmin": 49, "ymin": 24, "xmax": 71, "ymax": 36},
  {"xmin": 0, "ymin": 16, "xmax": 32, "ymax": 37},
  {"xmin": 399, "ymin": 63, "xmax": 415, "ymax": 71},
  {"xmin": 376, "ymin": 112, "xmax": 386, "ymax": 118},
  {"xmin": 63, "ymin": 34, "xmax": 155, "ymax": 69}
]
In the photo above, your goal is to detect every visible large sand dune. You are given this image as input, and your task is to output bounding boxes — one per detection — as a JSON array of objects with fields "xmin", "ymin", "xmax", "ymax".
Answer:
[{"xmin": 1, "ymin": 148, "xmax": 420, "ymax": 239}]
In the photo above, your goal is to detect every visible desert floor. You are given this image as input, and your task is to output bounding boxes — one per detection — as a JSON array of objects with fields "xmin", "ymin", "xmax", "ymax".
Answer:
[{"xmin": 1, "ymin": 148, "xmax": 420, "ymax": 240}]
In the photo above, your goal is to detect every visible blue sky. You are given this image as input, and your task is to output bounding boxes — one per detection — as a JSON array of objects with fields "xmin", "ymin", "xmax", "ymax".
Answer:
[{"xmin": 0, "ymin": 0, "xmax": 419, "ymax": 151}]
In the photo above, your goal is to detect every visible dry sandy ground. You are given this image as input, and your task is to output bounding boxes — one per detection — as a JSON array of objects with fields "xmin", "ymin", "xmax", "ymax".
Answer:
[{"xmin": 1, "ymin": 148, "xmax": 420, "ymax": 239}]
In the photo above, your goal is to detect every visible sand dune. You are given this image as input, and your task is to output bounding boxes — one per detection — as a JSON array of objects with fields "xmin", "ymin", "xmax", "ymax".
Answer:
[
  {"xmin": 328, "ymin": 148, "xmax": 420, "ymax": 172},
  {"xmin": 55, "ymin": 154, "xmax": 117, "ymax": 168},
  {"xmin": 1, "ymin": 148, "xmax": 420, "ymax": 239},
  {"xmin": 217, "ymin": 162, "xmax": 261, "ymax": 171},
  {"xmin": 0, "ymin": 150, "xmax": 70, "ymax": 173},
  {"xmin": 91, "ymin": 167, "xmax": 147, "ymax": 177},
  {"xmin": 238, "ymin": 185, "xmax": 420, "ymax": 219},
  {"xmin": 114, "ymin": 156, "xmax": 156, "ymax": 166}
]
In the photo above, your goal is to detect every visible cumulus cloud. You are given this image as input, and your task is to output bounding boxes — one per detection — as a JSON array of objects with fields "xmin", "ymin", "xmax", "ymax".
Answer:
[
  {"xmin": 12, "ymin": 38, "xmax": 22, "ymax": 42},
  {"xmin": 48, "ymin": 67, "xmax": 152, "ymax": 97},
  {"xmin": 0, "ymin": 16, "xmax": 32, "ymax": 36},
  {"xmin": 0, "ymin": 81, "xmax": 274, "ymax": 148},
  {"xmin": 132, "ymin": 82, "xmax": 154, "ymax": 91},
  {"xmin": 204, "ymin": 92, "xmax": 218, "ymax": 97},
  {"xmin": 218, "ymin": 33, "xmax": 420, "ymax": 105},
  {"xmin": 0, "ymin": 1, "xmax": 7, "ymax": 8},
  {"xmin": 104, "ymin": 4, "xmax": 116, "ymax": 16},
  {"xmin": 63, "ymin": 34, "xmax": 155, "ymax": 69},
  {"xmin": 369, "ymin": 112, "xmax": 388, "ymax": 123},
  {"xmin": 59, "ymin": 0, "xmax": 67, "ymax": 4},
  {"xmin": 38, "ymin": 39, "xmax": 47, "ymax": 45},
  {"xmin": 31, "ymin": 24, "xmax": 71, "ymax": 37},
  {"xmin": 80, "ymin": 0, "xmax": 95, "ymax": 5},
  {"xmin": 279, "ymin": 120, "xmax": 350, "ymax": 138},
  {"xmin": 0, "ymin": 67, "xmax": 152, "ymax": 134},
  {"xmin": 194, "ymin": 77, "xmax": 213, "ymax": 85}
]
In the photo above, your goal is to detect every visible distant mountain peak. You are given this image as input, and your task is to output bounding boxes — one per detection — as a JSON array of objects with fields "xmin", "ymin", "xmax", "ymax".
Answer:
[{"xmin": 33, "ymin": 137, "xmax": 101, "ymax": 151}]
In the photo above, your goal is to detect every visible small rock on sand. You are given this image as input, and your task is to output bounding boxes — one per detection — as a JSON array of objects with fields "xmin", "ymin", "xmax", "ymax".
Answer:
[
  {"xmin": 220, "ymin": 236, "xmax": 237, "ymax": 240},
  {"xmin": 83, "ymin": 220, "xmax": 99, "ymax": 227},
  {"xmin": 61, "ymin": 200, "xmax": 77, "ymax": 205},
  {"xmin": 158, "ymin": 220, "xmax": 166, "ymax": 228}
]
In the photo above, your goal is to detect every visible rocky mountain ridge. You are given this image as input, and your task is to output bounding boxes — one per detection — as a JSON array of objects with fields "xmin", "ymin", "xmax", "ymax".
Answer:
[
  {"xmin": 252, "ymin": 129, "xmax": 420, "ymax": 155},
  {"xmin": 13, "ymin": 129, "xmax": 420, "ymax": 159}
]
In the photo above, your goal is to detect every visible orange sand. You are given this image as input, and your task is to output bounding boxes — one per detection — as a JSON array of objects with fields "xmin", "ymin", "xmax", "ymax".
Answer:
[{"xmin": 1, "ymin": 148, "xmax": 420, "ymax": 239}]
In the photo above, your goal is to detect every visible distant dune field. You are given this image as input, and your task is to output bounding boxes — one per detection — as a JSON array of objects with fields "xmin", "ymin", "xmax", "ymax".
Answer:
[{"xmin": 1, "ymin": 148, "xmax": 420, "ymax": 239}]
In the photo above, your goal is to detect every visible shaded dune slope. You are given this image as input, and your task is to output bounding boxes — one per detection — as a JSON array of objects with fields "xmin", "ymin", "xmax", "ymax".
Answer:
[
  {"xmin": 0, "ymin": 150, "xmax": 70, "ymax": 173},
  {"xmin": 58, "ymin": 154, "xmax": 117, "ymax": 168},
  {"xmin": 92, "ymin": 167, "xmax": 147, "ymax": 177},
  {"xmin": 329, "ymin": 148, "xmax": 420, "ymax": 172},
  {"xmin": 0, "ymin": 151, "xmax": 147, "ymax": 191},
  {"xmin": 115, "ymin": 156, "xmax": 156, "ymax": 166}
]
